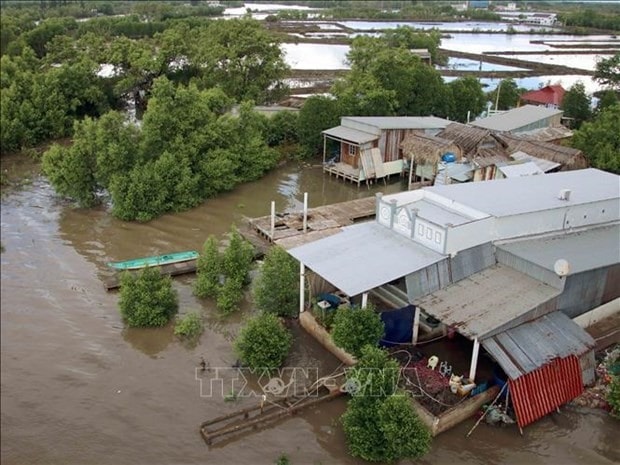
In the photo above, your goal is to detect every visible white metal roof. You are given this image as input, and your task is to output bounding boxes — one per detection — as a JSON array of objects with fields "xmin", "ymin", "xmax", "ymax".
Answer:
[
  {"xmin": 322, "ymin": 125, "xmax": 378, "ymax": 144},
  {"xmin": 498, "ymin": 162, "xmax": 544, "ymax": 178},
  {"xmin": 342, "ymin": 116, "xmax": 451, "ymax": 130},
  {"xmin": 423, "ymin": 168, "xmax": 620, "ymax": 218},
  {"xmin": 288, "ymin": 222, "xmax": 445, "ymax": 296},
  {"xmin": 472, "ymin": 105, "xmax": 563, "ymax": 132},
  {"xmin": 482, "ymin": 311, "xmax": 595, "ymax": 380},
  {"xmin": 497, "ymin": 224, "xmax": 620, "ymax": 275},
  {"xmin": 414, "ymin": 264, "xmax": 562, "ymax": 340}
]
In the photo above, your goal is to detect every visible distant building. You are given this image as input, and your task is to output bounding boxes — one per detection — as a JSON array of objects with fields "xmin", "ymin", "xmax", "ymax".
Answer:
[
  {"xmin": 526, "ymin": 13, "xmax": 557, "ymax": 26},
  {"xmin": 472, "ymin": 105, "xmax": 563, "ymax": 133},
  {"xmin": 468, "ymin": 0, "xmax": 489, "ymax": 9},
  {"xmin": 519, "ymin": 84, "xmax": 566, "ymax": 109}
]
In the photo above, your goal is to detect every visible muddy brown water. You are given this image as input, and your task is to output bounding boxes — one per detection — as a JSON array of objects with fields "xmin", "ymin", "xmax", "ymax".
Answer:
[{"xmin": 1, "ymin": 155, "xmax": 618, "ymax": 465}]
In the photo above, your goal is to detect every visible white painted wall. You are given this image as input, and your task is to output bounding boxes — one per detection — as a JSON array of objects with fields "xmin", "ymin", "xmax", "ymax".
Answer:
[
  {"xmin": 444, "ymin": 217, "xmax": 495, "ymax": 255},
  {"xmin": 413, "ymin": 218, "xmax": 446, "ymax": 253},
  {"xmin": 574, "ymin": 298, "xmax": 620, "ymax": 329}
]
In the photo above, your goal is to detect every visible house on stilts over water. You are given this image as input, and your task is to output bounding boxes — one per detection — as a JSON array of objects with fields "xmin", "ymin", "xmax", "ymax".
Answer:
[{"xmin": 285, "ymin": 168, "xmax": 619, "ymax": 435}]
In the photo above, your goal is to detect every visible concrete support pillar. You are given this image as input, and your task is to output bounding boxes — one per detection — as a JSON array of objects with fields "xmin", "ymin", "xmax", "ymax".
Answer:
[
  {"xmin": 412, "ymin": 306, "xmax": 421, "ymax": 345},
  {"xmin": 299, "ymin": 262, "xmax": 306, "ymax": 314},
  {"xmin": 303, "ymin": 192, "xmax": 308, "ymax": 233},
  {"xmin": 469, "ymin": 337, "xmax": 480, "ymax": 382},
  {"xmin": 361, "ymin": 292, "xmax": 368, "ymax": 309}
]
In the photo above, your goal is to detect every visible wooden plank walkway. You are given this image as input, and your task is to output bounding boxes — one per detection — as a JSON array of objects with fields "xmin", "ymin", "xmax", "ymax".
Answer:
[
  {"xmin": 244, "ymin": 196, "xmax": 377, "ymax": 251},
  {"xmin": 102, "ymin": 259, "xmax": 198, "ymax": 291},
  {"xmin": 200, "ymin": 374, "xmax": 346, "ymax": 446}
]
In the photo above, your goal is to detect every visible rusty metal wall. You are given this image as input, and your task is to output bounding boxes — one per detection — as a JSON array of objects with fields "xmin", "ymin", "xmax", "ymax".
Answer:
[
  {"xmin": 509, "ymin": 355, "xmax": 584, "ymax": 429},
  {"xmin": 496, "ymin": 247, "xmax": 564, "ymax": 289},
  {"xmin": 558, "ymin": 265, "xmax": 619, "ymax": 318},
  {"xmin": 405, "ymin": 258, "xmax": 450, "ymax": 301},
  {"xmin": 450, "ymin": 242, "xmax": 495, "ymax": 282}
]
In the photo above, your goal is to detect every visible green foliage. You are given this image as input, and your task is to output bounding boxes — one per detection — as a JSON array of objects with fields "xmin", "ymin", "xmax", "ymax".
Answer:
[
  {"xmin": 331, "ymin": 305, "xmax": 384, "ymax": 358},
  {"xmin": 571, "ymin": 104, "xmax": 620, "ymax": 174},
  {"xmin": 334, "ymin": 34, "xmax": 451, "ymax": 118},
  {"xmin": 594, "ymin": 53, "xmax": 620, "ymax": 91},
  {"xmin": 118, "ymin": 267, "xmax": 178, "ymax": 327},
  {"xmin": 448, "ymin": 76, "xmax": 486, "ymax": 122},
  {"xmin": 222, "ymin": 226, "xmax": 254, "ymax": 284},
  {"xmin": 216, "ymin": 277, "xmax": 244, "ymax": 315},
  {"xmin": 274, "ymin": 453, "xmax": 291, "ymax": 465},
  {"xmin": 609, "ymin": 376, "xmax": 620, "ymax": 418},
  {"xmin": 234, "ymin": 313, "xmax": 292, "ymax": 373},
  {"xmin": 266, "ymin": 111, "xmax": 300, "ymax": 148},
  {"xmin": 297, "ymin": 95, "xmax": 342, "ymax": 157},
  {"xmin": 596, "ymin": 90, "xmax": 619, "ymax": 114},
  {"xmin": 342, "ymin": 346, "xmax": 431, "ymax": 462},
  {"xmin": 560, "ymin": 9, "xmax": 620, "ymax": 32},
  {"xmin": 562, "ymin": 81, "xmax": 592, "ymax": 129},
  {"xmin": 486, "ymin": 79, "xmax": 523, "ymax": 111},
  {"xmin": 194, "ymin": 235, "xmax": 221, "ymax": 299},
  {"xmin": 253, "ymin": 246, "xmax": 299, "ymax": 318},
  {"xmin": 174, "ymin": 311, "xmax": 204, "ymax": 340}
]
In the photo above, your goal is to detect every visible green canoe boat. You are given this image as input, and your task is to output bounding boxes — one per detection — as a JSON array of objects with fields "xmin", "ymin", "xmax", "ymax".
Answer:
[{"xmin": 107, "ymin": 250, "xmax": 199, "ymax": 271}]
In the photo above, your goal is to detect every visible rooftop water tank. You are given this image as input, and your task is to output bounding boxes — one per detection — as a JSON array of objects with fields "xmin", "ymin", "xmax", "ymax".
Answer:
[{"xmin": 442, "ymin": 152, "xmax": 456, "ymax": 163}]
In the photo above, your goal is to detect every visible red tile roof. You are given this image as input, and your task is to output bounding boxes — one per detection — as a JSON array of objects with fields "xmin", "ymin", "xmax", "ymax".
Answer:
[{"xmin": 520, "ymin": 85, "xmax": 565, "ymax": 107}]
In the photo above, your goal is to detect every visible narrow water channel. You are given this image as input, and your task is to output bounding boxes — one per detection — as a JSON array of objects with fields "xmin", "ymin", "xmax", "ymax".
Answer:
[{"xmin": 1, "ymin": 158, "xmax": 618, "ymax": 465}]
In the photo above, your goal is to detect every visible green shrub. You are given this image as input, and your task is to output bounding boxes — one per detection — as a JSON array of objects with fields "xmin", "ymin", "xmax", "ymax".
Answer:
[
  {"xmin": 118, "ymin": 267, "xmax": 178, "ymax": 327},
  {"xmin": 313, "ymin": 304, "xmax": 337, "ymax": 331},
  {"xmin": 253, "ymin": 246, "xmax": 299, "ymax": 318},
  {"xmin": 216, "ymin": 277, "xmax": 244, "ymax": 315},
  {"xmin": 194, "ymin": 235, "xmax": 221, "ymax": 299},
  {"xmin": 342, "ymin": 346, "xmax": 431, "ymax": 462},
  {"xmin": 331, "ymin": 305, "xmax": 384, "ymax": 358},
  {"xmin": 174, "ymin": 312, "xmax": 204, "ymax": 340},
  {"xmin": 234, "ymin": 313, "xmax": 292, "ymax": 373},
  {"xmin": 222, "ymin": 226, "xmax": 254, "ymax": 284}
]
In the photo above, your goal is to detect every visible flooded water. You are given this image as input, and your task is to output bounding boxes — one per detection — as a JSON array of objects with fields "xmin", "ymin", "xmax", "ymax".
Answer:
[{"xmin": 2, "ymin": 157, "xmax": 619, "ymax": 465}]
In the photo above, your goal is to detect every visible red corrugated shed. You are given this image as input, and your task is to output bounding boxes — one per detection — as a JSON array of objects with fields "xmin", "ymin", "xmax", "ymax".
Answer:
[
  {"xmin": 520, "ymin": 85, "xmax": 565, "ymax": 107},
  {"xmin": 509, "ymin": 355, "xmax": 583, "ymax": 428}
]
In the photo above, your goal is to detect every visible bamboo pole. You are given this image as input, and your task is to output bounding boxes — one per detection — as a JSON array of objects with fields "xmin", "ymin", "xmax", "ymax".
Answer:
[{"xmin": 466, "ymin": 382, "xmax": 508, "ymax": 438}]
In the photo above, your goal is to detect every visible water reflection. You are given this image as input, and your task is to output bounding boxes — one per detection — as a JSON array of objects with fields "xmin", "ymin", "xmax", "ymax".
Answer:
[{"xmin": 122, "ymin": 324, "xmax": 175, "ymax": 358}]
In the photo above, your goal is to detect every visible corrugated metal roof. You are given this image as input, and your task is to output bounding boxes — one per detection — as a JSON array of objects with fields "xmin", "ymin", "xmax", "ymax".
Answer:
[
  {"xmin": 322, "ymin": 125, "xmax": 378, "ymax": 144},
  {"xmin": 498, "ymin": 162, "xmax": 544, "ymax": 177},
  {"xmin": 518, "ymin": 126, "xmax": 572, "ymax": 142},
  {"xmin": 496, "ymin": 224, "xmax": 620, "ymax": 275},
  {"xmin": 509, "ymin": 356, "xmax": 584, "ymax": 428},
  {"xmin": 510, "ymin": 150, "xmax": 561, "ymax": 172},
  {"xmin": 342, "ymin": 116, "xmax": 451, "ymax": 130},
  {"xmin": 288, "ymin": 221, "xmax": 444, "ymax": 296},
  {"xmin": 414, "ymin": 264, "xmax": 562, "ymax": 339},
  {"xmin": 472, "ymin": 105, "xmax": 563, "ymax": 132},
  {"xmin": 422, "ymin": 168, "xmax": 619, "ymax": 218},
  {"xmin": 481, "ymin": 311, "xmax": 595, "ymax": 380}
]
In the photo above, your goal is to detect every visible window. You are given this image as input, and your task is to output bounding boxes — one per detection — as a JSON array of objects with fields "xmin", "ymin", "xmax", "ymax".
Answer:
[
  {"xmin": 348, "ymin": 144, "xmax": 356, "ymax": 156},
  {"xmin": 426, "ymin": 228, "xmax": 432, "ymax": 240},
  {"xmin": 418, "ymin": 224, "xmax": 425, "ymax": 236},
  {"xmin": 435, "ymin": 232, "xmax": 442, "ymax": 244}
]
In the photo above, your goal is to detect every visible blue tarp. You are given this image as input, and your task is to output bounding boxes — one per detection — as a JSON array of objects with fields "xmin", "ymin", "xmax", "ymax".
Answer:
[{"xmin": 380, "ymin": 305, "xmax": 414, "ymax": 347}]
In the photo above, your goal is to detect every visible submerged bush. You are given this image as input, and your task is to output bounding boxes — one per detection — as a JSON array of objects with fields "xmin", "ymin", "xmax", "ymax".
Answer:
[
  {"xmin": 331, "ymin": 305, "xmax": 384, "ymax": 358},
  {"xmin": 194, "ymin": 235, "xmax": 221, "ymax": 299},
  {"xmin": 119, "ymin": 267, "xmax": 178, "ymax": 327},
  {"xmin": 174, "ymin": 312, "xmax": 204, "ymax": 340},
  {"xmin": 234, "ymin": 313, "xmax": 292, "ymax": 373},
  {"xmin": 253, "ymin": 246, "xmax": 299, "ymax": 318}
]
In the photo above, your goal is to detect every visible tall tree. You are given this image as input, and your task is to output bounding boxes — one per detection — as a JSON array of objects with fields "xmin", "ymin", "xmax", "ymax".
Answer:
[
  {"xmin": 297, "ymin": 95, "xmax": 343, "ymax": 157},
  {"xmin": 562, "ymin": 81, "xmax": 592, "ymax": 129},
  {"xmin": 487, "ymin": 78, "xmax": 522, "ymax": 111},
  {"xmin": 571, "ymin": 104, "xmax": 620, "ymax": 174},
  {"xmin": 448, "ymin": 76, "xmax": 486, "ymax": 122},
  {"xmin": 594, "ymin": 52, "xmax": 620, "ymax": 91}
]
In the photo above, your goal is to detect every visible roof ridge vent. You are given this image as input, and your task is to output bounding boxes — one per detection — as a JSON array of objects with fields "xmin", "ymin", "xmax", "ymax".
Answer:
[{"xmin": 558, "ymin": 189, "xmax": 571, "ymax": 201}]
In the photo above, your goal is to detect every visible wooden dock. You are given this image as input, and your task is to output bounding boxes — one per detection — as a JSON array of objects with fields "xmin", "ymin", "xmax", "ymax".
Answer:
[
  {"xmin": 244, "ymin": 196, "xmax": 377, "ymax": 251},
  {"xmin": 200, "ymin": 374, "xmax": 346, "ymax": 446},
  {"xmin": 102, "ymin": 259, "xmax": 198, "ymax": 291}
]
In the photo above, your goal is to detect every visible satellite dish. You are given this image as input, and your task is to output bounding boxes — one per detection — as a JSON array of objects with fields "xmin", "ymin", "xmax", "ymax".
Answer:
[{"xmin": 554, "ymin": 259, "xmax": 570, "ymax": 277}]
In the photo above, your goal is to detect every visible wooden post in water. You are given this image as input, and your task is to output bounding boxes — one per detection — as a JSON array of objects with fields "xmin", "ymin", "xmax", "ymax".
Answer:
[
  {"xmin": 270, "ymin": 201, "xmax": 275, "ymax": 241},
  {"xmin": 299, "ymin": 262, "xmax": 306, "ymax": 314},
  {"xmin": 303, "ymin": 192, "xmax": 308, "ymax": 233}
]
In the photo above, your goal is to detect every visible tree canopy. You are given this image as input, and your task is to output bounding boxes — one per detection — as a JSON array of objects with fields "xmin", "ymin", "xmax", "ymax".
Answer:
[
  {"xmin": 561, "ymin": 81, "xmax": 592, "ymax": 129},
  {"xmin": 594, "ymin": 53, "xmax": 620, "ymax": 91},
  {"xmin": 571, "ymin": 103, "xmax": 620, "ymax": 174}
]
